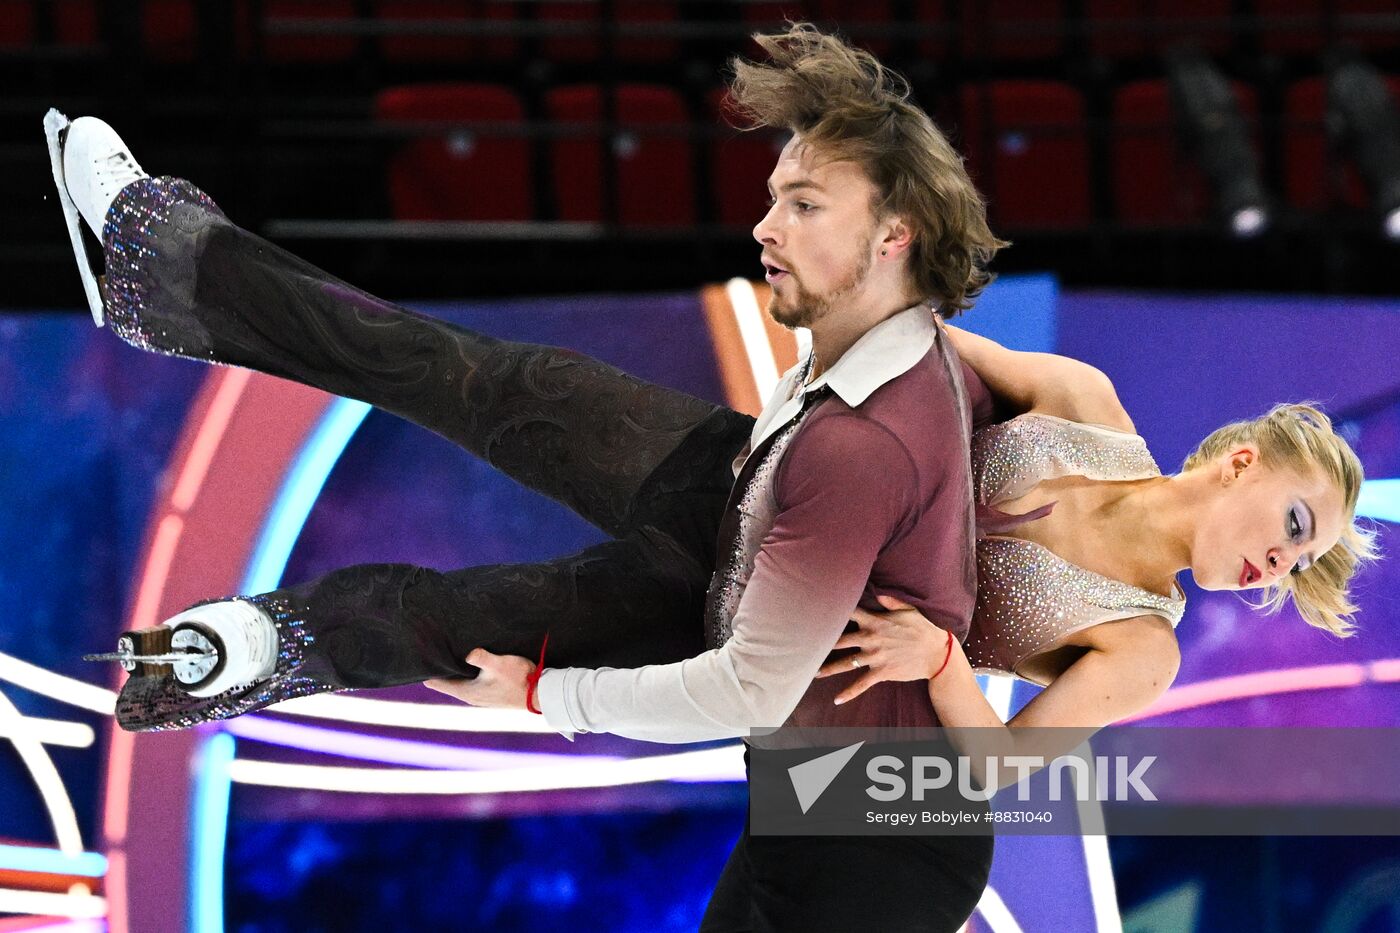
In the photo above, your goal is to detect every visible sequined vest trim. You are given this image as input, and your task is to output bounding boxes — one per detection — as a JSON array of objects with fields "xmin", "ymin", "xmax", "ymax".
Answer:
[{"xmin": 704, "ymin": 390, "xmax": 827, "ymax": 649}]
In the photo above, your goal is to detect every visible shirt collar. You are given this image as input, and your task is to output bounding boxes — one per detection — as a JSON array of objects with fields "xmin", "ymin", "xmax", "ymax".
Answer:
[
  {"xmin": 802, "ymin": 303, "xmax": 937, "ymax": 408},
  {"xmin": 742, "ymin": 303, "xmax": 938, "ymax": 461}
]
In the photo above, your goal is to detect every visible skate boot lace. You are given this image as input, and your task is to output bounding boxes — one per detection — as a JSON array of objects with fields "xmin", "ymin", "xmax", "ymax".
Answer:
[{"xmin": 94, "ymin": 149, "xmax": 145, "ymax": 200}]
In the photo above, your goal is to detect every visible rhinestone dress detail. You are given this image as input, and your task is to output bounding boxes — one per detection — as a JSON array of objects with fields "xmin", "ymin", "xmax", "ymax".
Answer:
[{"xmin": 963, "ymin": 414, "xmax": 1186, "ymax": 685}]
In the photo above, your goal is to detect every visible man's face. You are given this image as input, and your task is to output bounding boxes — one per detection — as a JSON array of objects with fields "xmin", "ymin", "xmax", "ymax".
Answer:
[{"xmin": 752, "ymin": 136, "xmax": 884, "ymax": 330}]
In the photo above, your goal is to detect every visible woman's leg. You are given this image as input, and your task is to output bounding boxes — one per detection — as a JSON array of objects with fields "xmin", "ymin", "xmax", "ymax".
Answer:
[
  {"xmin": 116, "ymin": 530, "xmax": 711, "ymax": 732},
  {"xmin": 99, "ymin": 176, "xmax": 745, "ymax": 538}
]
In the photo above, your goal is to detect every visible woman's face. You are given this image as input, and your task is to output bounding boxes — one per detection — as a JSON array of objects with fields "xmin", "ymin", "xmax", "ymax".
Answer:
[{"xmin": 1190, "ymin": 446, "xmax": 1348, "ymax": 592}]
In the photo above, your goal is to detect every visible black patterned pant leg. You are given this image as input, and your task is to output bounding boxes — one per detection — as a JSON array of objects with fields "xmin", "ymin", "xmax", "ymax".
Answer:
[
  {"xmin": 278, "ymin": 535, "xmax": 715, "ymax": 690},
  {"xmin": 98, "ymin": 176, "xmax": 756, "ymax": 690},
  {"xmin": 101, "ymin": 175, "xmax": 728, "ymax": 538}
]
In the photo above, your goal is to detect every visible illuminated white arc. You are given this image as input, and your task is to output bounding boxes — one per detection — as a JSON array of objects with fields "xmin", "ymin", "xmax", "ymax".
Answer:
[
  {"xmin": 20, "ymin": 921, "xmax": 106, "ymax": 933},
  {"xmin": 1083, "ymin": 833, "xmax": 1124, "ymax": 933},
  {"xmin": 974, "ymin": 681, "xmax": 1024, "ymax": 933},
  {"xmin": 975, "ymin": 884, "xmax": 1025, "ymax": 933},
  {"xmin": 980, "ymin": 674, "xmax": 1015, "ymax": 722},
  {"xmin": 271, "ymin": 693, "xmax": 563, "ymax": 733},
  {"xmin": 0, "ymin": 887, "xmax": 108, "ymax": 919},
  {"xmin": 726, "ymin": 277, "xmax": 781, "ymax": 401},
  {"xmin": 0, "ymin": 689, "xmax": 85, "ymax": 855},
  {"xmin": 12, "ymin": 920, "xmax": 106, "ymax": 933},
  {"xmin": 229, "ymin": 745, "xmax": 746, "ymax": 794},
  {"xmin": 977, "ymin": 678, "xmax": 1121, "ymax": 932},
  {"xmin": 0, "ymin": 716, "xmax": 96, "ymax": 749},
  {"xmin": 1069, "ymin": 738, "xmax": 1122, "ymax": 933},
  {"xmin": 0, "ymin": 651, "xmax": 116, "ymax": 714}
]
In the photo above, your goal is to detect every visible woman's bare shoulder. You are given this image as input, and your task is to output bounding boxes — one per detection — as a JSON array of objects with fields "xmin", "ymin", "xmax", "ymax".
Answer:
[{"xmin": 1028, "ymin": 366, "xmax": 1136, "ymax": 434}]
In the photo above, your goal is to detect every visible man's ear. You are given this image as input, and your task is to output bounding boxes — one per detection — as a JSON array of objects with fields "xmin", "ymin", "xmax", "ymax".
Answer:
[{"xmin": 879, "ymin": 216, "xmax": 915, "ymax": 259}]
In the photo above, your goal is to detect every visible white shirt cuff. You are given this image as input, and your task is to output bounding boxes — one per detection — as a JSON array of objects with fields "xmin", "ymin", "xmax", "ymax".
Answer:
[{"xmin": 535, "ymin": 668, "xmax": 578, "ymax": 742}]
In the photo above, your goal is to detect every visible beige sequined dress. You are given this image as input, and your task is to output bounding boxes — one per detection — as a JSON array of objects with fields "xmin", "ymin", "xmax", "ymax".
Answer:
[{"xmin": 963, "ymin": 413, "xmax": 1186, "ymax": 686}]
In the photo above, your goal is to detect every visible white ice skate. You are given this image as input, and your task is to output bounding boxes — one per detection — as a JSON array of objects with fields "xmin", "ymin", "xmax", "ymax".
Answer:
[
  {"xmin": 43, "ymin": 109, "xmax": 149, "ymax": 326},
  {"xmin": 85, "ymin": 599, "xmax": 278, "ymax": 699}
]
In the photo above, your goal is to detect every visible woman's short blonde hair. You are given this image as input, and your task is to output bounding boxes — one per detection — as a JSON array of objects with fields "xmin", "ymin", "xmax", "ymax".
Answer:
[{"xmin": 1182, "ymin": 403, "xmax": 1379, "ymax": 637}]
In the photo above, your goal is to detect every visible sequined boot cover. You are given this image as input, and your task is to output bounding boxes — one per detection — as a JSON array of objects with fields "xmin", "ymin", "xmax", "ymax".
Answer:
[
  {"xmin": 114, "ymin": 593, "xmax": 341, "ymax": 733},
  {"xmin": 96, "ymin": 176, "xmax": 233, "ymax": 362}
]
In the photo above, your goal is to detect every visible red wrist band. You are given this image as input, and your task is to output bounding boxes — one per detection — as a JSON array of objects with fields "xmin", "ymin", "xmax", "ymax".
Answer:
[
  {"xmin": 931, "ymin": 629, "xmax": 954, "ymax": 680},
  {"xmin": 524, "ymin": 631, "xmax": 551, "ymax": 715}
]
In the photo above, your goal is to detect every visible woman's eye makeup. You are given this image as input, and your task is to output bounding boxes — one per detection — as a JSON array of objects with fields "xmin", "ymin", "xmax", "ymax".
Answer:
[{"xmin": 1286, "ymin": 507, "xmax": 1309, "ymax": 575}]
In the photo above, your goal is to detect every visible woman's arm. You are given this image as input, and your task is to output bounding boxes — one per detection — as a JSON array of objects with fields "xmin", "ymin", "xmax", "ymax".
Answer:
[
  {"xmin": 927, "ymin": 616, "xmax": 1178, "ymax": 788},
  {"xmin": 818, "ymin": 599, "xmax": 1180, "ymax": 790},
  {"xmin": 944, "ymin": 325, "xmax": 1135, "ymax": 432}
]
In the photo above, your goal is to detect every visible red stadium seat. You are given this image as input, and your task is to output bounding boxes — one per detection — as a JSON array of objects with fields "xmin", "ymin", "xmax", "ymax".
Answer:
[
  {"xmin": 741, "ymin": 3, "xmax": 812, "ymax": 31},
  {"xmin": 0, "ymin": 1, "xmax": 35, "ymax": 48},
  {"xmin": 1332, "ymin": 0, "xmax": 1398, "ymax": 51},
  {"xmin": 1111, "ymin": 78, "xmax": 1259, "ymax": 225},
  {"xmin": 374, "ymin": 84, "xmax": 533, "ymax": 221},
  {"xmin": 742, "ymin": 2, "xmax": 895, "ymax": 59},
  {"xmin": 1284, "ymin": 77, "xmax": 1358, "ymax": 211},
  {"xmin": 1283, "ymin": 76, "xmax": 1400, "ymax": 212},
  {"xmin": 958, "ymin": 81, "xmax": 1090, "ymax": 229},
  {"xmin": 374, "ymin": 2, "xmax": 519, "ymax": 63},
  {"xmin": 912, "ymin": 0, "xmax": 950, "ymax": 60},
  {"xmin": 536, "ymin": 1, "xmax": 678, "ymax": 64},
  {"xmin": 142, "ymin": 0, "xmax": 197, "ymax": 62},
  {"xmin": 1084, "ymin": 0, "xmax": 1233, "ymax": 59},
  {"xmin": 1256, "ymin": 0, "xmax": 1325, "ymax": 55},
  {"xmin": 1256, "ymin": 1, "xmax": 1400, "ymax": 56},
  {"xmin": 960, "ymin": 1, "xmax": 1064, "ymax": 62},
  {"xmin": 235, "ymin": 0, "xmax": 359, "ymax": 62},
  {"xmin": 546, "ymin": 84, "xmax": 695, "ymax": 226},
  {"xmin": 708, "ymin": 88, "xmax": 786, "ymax": 227},
  {"xmin": 813, "ymin": 1, "xmax": 895, "ymax": 56},
  {"xmin": 52, "ymin": 0, "xmax": 98, "ymax": 47},
  {"xmin": 741, "ymin": 2, "xmax": 810, "ymax": 58}
]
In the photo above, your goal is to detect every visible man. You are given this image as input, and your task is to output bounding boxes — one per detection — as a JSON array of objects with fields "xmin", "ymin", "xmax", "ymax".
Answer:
[
  {"xmin": 426, "ymin": 25, "xmax": 1005, "ymax": 931},
  {"xmin": 59, "ymin": 24, "xmax": 1002, "ymax": 933}
]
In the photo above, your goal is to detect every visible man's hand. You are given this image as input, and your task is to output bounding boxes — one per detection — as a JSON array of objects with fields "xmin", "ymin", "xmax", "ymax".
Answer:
[{"xmin": 424, "ymin": 648, "xmax": 536, "ymax": 710}]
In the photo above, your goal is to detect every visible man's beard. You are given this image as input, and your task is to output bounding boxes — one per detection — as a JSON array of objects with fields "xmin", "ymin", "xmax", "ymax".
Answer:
[{"xmin": 766, "ymin": 237, "xmax": 874, "ymax": 330}]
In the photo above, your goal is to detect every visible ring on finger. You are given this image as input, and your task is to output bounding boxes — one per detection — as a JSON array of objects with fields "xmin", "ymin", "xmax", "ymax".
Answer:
[{"xmin": 851, "ymin": 656, "xmax": 862, "ymax": 669}]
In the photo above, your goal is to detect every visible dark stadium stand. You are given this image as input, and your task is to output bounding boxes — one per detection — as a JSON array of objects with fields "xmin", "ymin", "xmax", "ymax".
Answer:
[{"xmin": 6, "ymin": 0, "xmax": 1400, "ymax": 308}]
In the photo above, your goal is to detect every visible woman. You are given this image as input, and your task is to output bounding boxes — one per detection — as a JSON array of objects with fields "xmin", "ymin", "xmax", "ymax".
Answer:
[
  {"xmin": 52, "ymin": 116, "xmax": 1375, "ymax": 743},
  {"xmin": 810, "ymin": 328, "xmax": 1376, "ymax": 775}
]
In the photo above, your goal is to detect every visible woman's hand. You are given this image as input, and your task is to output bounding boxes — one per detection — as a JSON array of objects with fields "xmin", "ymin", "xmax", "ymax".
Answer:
[{"xmin": 815, "ymin": 595, "xmax": 954, "ymax": 705}]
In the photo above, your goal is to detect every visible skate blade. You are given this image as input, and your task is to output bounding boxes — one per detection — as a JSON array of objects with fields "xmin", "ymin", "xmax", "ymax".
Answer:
[
  {"xmin": 43, "ymin": 108, "xmax": 104, "ymax": 327},
  {"xmin": 84, "ymin": 651, "xmax": 218, "ymax": 663}
]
